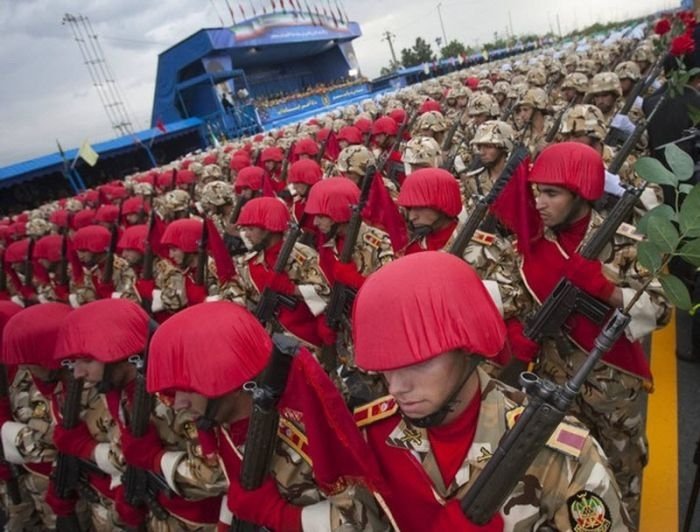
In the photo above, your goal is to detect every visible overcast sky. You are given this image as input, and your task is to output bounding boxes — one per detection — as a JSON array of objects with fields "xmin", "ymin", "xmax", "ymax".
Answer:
[{"xmin": 0, "ymin": 0, "xmax": 675, "ymax": 168}]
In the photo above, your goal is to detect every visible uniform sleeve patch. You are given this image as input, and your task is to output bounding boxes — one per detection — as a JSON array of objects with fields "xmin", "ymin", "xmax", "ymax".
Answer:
[
  {"xmin": 546, "ymin": 422, "xmax": 589, "ymax": 459},
  {"xmin": 353, "ymin": 395, "xmax": 398, "ymax": 428},
  {"xmin": 567, "ymin": 489, "xmax": 612, "ymax": 532},
  {"xmin": 471, "ymin": 229, "xmax": 496, "ymax": 247}
]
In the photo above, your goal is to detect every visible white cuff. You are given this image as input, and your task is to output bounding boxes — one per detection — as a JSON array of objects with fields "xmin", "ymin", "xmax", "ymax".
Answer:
[
  {"xmin": 640, "ymin": 187, "xmax": 661, "ymax": 211},
  {"xmin": 69, "ymin": 293, "xmax": 80, "ymax": 308},
  {"xmin": 205, "ymin": 295, "xmax": 221, "ymax": 302},
  {"xmin": 111, "ymin": 291, "xmax": 122, "ymax": 299},
  {"xmin": 10, "ymin": 295, "xmax": 25, "ymax": 308},
  {"xmin": 298, "ymin": 284, "xmax": 327, "ymax": 316},
  {"xmin": 621, "ymin": 287, "xmax": 657, "ymax": 341},
  {"xmin": 300, "ymin": 500, "xmax": 331, "ymax": 532},
  {"xmin": 482, "ymin": 280, "xmax": 504, "ymax": 317},
  {"xmin": 151, "ymin": 289, "xmax": 164, "ymax": 313},
  {"xmin": 93, "ymin": 442, "xmax": 122, "ymax": 489},
  {"xmin": 38, "ymin": 294, "xmax": 49, "ymax": 304},
  {"xmin": 159, "ymin": 450, "xmax": 185, "ymax": 497},
  {"xmin": 219, "ymin": 495, "xmax": 233, "ymax": 525},
  {"xmin": 1, "ymin": 422, "xmax": 27, "ymax": 464}
]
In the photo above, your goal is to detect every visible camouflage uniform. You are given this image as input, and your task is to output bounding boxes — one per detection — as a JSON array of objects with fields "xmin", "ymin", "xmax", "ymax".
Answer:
[
  {"xmin": 360, "ymin": 368, "xmax": 633, "ymax": 531},
  {"xmin": 526, "ymin": 211, "xmax": 672, "ymax": 522},
  {"xmin": 152, "ymin": 258, "xmax": 219, "ymax": 314},
  {"xmin": 454, "ymin": 93, "xmax": 500, "ymax": 172},
  {"xmin": 69, "ymin": 256, "xmax": 139, "ymax": 307},
  {"xmin": 403, "ymin": 136, "xmax": 443, "ymax": 174},
  {"xmin": 198, "ymin": 180, "xmax": 234, "ymax": 236},
  {"xmin": 515, "ymin": 88, "xmax": 553, "ymax": 159}
]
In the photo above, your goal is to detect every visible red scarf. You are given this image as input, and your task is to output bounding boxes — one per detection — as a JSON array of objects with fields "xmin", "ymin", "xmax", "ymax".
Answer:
[{"xmin": 405, "ymin": 221, "xmax": 457, "ymax": 255}]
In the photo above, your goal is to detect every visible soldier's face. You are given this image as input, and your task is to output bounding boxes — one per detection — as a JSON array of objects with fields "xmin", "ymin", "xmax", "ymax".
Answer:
[
  {"xmin": 534, "ymin": 184, "xmax": 576, "ymax": 227},
  {"xmin": 373, "ymin": 133, "xmax": 387, "ymax": 147},
  {"xmin": 516, "ymin": 105, "xmax": 534, "ymax": 123},
  {"xmin": 457, "ymin": 96, "xmax": 468, "ymax": 107},
  {"xmin": 291, "ymin": 183, "xmax": 310, "ymax": 198},
  {"xmin": 73, "ymin": 358, "xmax": 105, "ymax": 384},
  {"xmin": 593, "ymin": 93, "xmax": 616, "ymax": 114},
  {"xmin": 382, "ymin": 351, "xmax": 476, "ymax": 423},
  {"xmin": 407, "ymin": 207, "xmax": 442, "ymax": 229},
  {"xmin": 121, "ymin": 249, "xmax": 143, "ymax": 266},
  {"xmin": 562, "ymin": 88, "xmax": 577, "ymax": 102},
  {"xmin": 125, "ymin": 213, "xmax": 140, "ymax": 225},
  {"xmin": 313, "ymin": 215, "xmax": 334, "ymax": 235},
  {"xmin": 473, "ymin": 114, "xmax": 487, "ymax": 126},
  {"xmin": 239, "ymin": 226, "xmax": 268, "ymax": 248},
  {"xmin": 173, "ymin": 390, "xmax": 208, "ymax": 417},
  {"xmin": 264, "ymin": 161, "xmax": 278, "ymax": 173},
  {"xmin": 620, "ymin": 79, "xmax": 634, "ymax": 94},
  {"xmin": 478, "ymin": 144, "xmax": 505, "ymax": 166},
  {"xmin": 76, "ymin": 250, "xmax": 96, "ymax": 267},
  {"xmin": 168, "ymin": 247, "xmax": 186, "ymax": 266}
]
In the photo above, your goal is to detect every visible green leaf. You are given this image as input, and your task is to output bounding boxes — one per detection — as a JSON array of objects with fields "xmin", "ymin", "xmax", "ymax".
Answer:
[
  {"xmin": 637, "ymin": 240, "xmax": 663, "ymax": 272},
  {"xmin": 689, "ymin": 104, "xmax": 700, "ymax": 126},
  {"xmin": 680, "ymin": 184, "xmax": 695, "ymax": 195},
  {"xmin": 634, "ymin": 157, "xmax": 678, "ymax": 187},
  {"xmin": 665, "ymin": 144, "xmax": 695, "ymax": 181},
  {"xmin": 637, "ymin": 204, "xmax": 677, "ymax": 236},
  {"xmin": 647, "ymin": 216, "xmax": 679, "ymax": 253},
  {"xmin": 659, "ymin": 274, "xmax": 692, "ymax": 310},
  {"xmin": 678, "ymin": 239, "xmax": 700, "ymax": 267},
  {"xmin": 680, "ymin": 185, "xmax": 700, "ymax": 238}
]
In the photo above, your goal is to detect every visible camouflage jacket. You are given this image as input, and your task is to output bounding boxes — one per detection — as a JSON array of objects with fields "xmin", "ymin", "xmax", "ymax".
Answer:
[
  {"xmin": 152, "ymin": 257, "xmax": 219, "ymax": 313},
  {"xmin": 320, "ymin": 223, "xmax": 394, "ymax": 277},
  {"xmin": 361, "ymin": 368, "xmax": 632, "ymax": 531},
  {"xmin": 517, "ymin": 116, "xmax": 554, "ymax": 159},
  {"xmin": 69, "ymin": 256, "xmax": 139, "ymax": 307}
]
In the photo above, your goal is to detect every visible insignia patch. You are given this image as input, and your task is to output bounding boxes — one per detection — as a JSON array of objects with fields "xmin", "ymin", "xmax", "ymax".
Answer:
[
  {"xmin": 353, "ymin": 395, "xmax": 398, "ymax": 428},
  {"xmin": 567, "ymin": 490, "xmax": 612, "ymax": 532},
  {"xmin": 616, "ymin": 222, "xmax": 643, "ymax": 241},
  {"xmin": 399, "ymin": 427, "xmax": 423, "ymax": 446},
  {"xmin": 471, "ymin": 229, "xmax": 496, "ymax": 247},
  {"xmin": 362, "ymin": 231, "xmax": 382, "ymax": 250},
  {"xmin": 546, "ymin": 422, "xmax": 589, "ymax": 458}
]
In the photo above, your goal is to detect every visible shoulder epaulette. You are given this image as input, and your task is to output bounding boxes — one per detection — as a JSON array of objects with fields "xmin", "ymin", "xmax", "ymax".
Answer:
[
  {"xmin": 505, "ymin": 407, "xmax": 589, "ymax": 459},
  {"xmin": 362, "ymin": 230, "xmax": 384, "ymax": 250},
  {"xmin": 616, "ymin": 222, "xmax": 644, "ymax": 242},
  {"xmin": 277, "ymin": 417, "xmax": 312, "ymax": 465},
  {"xmin": 353, "ymin": 395, "xmax": 398, "ymax": 428},
  {"xmin": 471, "ymin": 229, "xmax": 496, "ymax": 247}
]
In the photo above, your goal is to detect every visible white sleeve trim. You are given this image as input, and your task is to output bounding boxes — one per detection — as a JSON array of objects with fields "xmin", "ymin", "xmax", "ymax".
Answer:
[
  {"xmin": 151, "ymin": 289, "xmax": 164, "ymax": 313},
  {"xmin": 205, "ymin": 295, "xmax": 221, "ymax": 302},
  {"xmin": 93, "ymin": 442, "xmax": 122, "ymax": 489},
  {"xmin": 111, "ymin": 291, "xmax": 122, "ymax": 299},
  {"xmin": 219, "ymin": 495, "xmax": 233, "ymax": 526},
  {"xmin": 69, "ymin": 293, "xmax": 80, "ymax": 308},
  {"xmin": 300, "ymin": 500, "xmax": 332, "ymax": 532},
  {"xmin": 159, "ymin": 450, "xmax": 186, "ymax": 497},
  {"xmin": 1, "ymin": 421, "xmax": 27, "ymax": 464},
  {"xmin": 298, "ymin": 284, "xmax": 327, "ymax": 317},
  {"xmin": 10, "ymin": 296, "xmax": 25, "ymax": 308},
  {"xmin": 482, "ymin": 280, "xmax": 504, "ymax": 317},
  {"xmin": 621, "ymin": 287, "xmax": 657, "ymax": 341}
]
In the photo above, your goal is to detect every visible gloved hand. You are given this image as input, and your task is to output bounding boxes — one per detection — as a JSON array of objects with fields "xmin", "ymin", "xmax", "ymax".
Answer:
[
  {"xmin": 54, "ymin": 284, "xmax": 70, "ymax": 302},
  {"xmin": 316, "ymin": 316, "xmax": 337, "ymax": 346},
  {"xmin": 434, "ymin": 500, "xmax": 504, "ymax": 531},
  {"xmin": 113, "ymin": 485, "xmax": 148, "ymax": 528},
  {"xmin": 94, "ymin": 280, "xmax": 115, "ymax": 299},
  {"xmin": 135, "ymin": 279, "xmax": 155, "ymax": 300},
  {"xmin": 52, "ymin": 423, "xmax": 96, "ymax": 460},
  {"xmin": 506, "ymin": 318, "xmax": 540, "ymax": 363},
  {"xmin": 565, "ymin": 253, "xmax": 616, "ymax": 302},
  {"xmin": 610, "ymin": 113, "xmax": 636, "ymax": 135},
  {"xmin": 332, "ymin": 261, "xmax": 366, "ymax": 290},
  {"xmin": 604, "ymin": 171, "xmax": 626, "ymax": 197},
  {"xmin": 184, "ymin": 279, "xmax": 207, "ymax": 306},
  {"xmin": 19, "ymin": 285, "xmax": 36, "ymax": 302},
  {"xmin": 45, "ymin": 481, "xmax": 78, "ymax": 517},
  {"xmin": 257, "ymin": 269, "xmax": 296, "ymax": 295},
  {"xmin": 227, "ymin": 475, "xmax": 302, "ymax": 532},
  {"xmin": 120, "ymin": 424, "xmax": 164, "ymax": 472}
]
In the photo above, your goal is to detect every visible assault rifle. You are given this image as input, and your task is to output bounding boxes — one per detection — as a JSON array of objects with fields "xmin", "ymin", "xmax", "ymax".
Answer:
[
  {"xmin": 499, "ymin": 97, "xmax": 519, "ymax": 122},
  {"xmin": 441, "ymin": 109, "xmax": 467, "ymax": 152},
  {"xmin": 57, "ymin": 230, "xmax": 70, "ymax": 288},
  {"xmin": 231, "ymin": 333, "xmax": 298, "ymax": 532},
  {"xmin": 123, "ymin": 322, "xmax": 171, "ymax": 524},
  {"xmin": 0, "ymin": 365, "xmax": 22, "ymax": 505},
  {"xmin": 224, "ymin": 196, "xmax": 248, "ymax": 256},
  {"xmin": 376, "ymin": 110, "xmax": 418, "ymax": 175},
  {"xmin": 253, "ymin": 223, "xmax": 301, "ymax": 325},
  {"xmin": 461, "ymin": 309, "xmax": 632, "ymax": 524},
  {"xmin": 23, "ymin": 238, "xmax": 35, "ymax": 291},
  {"xmin": 195, "ymin": 217, "xmax": 209, "ymax": 287},
  {"xmin": 448, "ymin": 146, "xmax": 529, "ymax": 257},
  {"xmin": 140, "ymin": 210, "xmax": 156, "ymax": 313},
  {"xmin": 325, "ymin": 164, "xmax": 376, "ymax": 330},
  {"xmin": 101, "ymin": 200, "xmax": 123, "ymax": 284},
  {"xmin": 316, "ymin": 135, "xmax": 329, "ymax": 165},
  {"xmin": 544, "ymin": 97, "xmax": 576, "ymax": 144}
]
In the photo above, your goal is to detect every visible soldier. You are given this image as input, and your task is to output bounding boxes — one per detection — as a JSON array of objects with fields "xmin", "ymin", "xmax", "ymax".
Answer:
[
  {"xmin": 336, "ymin": 145, "xmax": 401, "ymax": 199},
  {"xmin": 54, "ymin": 299, "xmax": 225, "ymax": 530},
  {"xmin": 230, "ymin": 197, "xmax": 331, "ymax": 349},
  {"xmin": 508, "ymin": 142, "xmax": 670, "ymax": 522},
  {"xmin": 588, "ymin": 72, "xmax": 624, "ymax": 122},
  {"xmin": 154, "ymin": 189, "xmax": 191, "ymax": 222},
  {"xmin": 514, "ymin": 88, "xmax": 552, "ymax": 159},
  {"xmin": 292, "ymin": 137, "xmax": 320, "ymax": 161},
  {"xmin": 120, "ymin": 196, "xmax": 149, "ymax": 227},
  {"xmin": 614, "ymin": 61, "xmax": 642, "ymax": 102},
  {"xmin": 453, "ymin": 92, "xmax": 500, "ymax": 172},
  {"xmin": 260, "ymin": 146, "xmax": 286, "ymax": 195},
  {"xmin": 403, "ymin": 136, "xmax": 443, "ymax": 174},
  {"xmin": 558, "ymin": 72, "xmax": 589, "ymax": 106},
  {"xmin": 2, "ymin": 238, "xmax": 37, "ymax": 306},
  {"xmin": 146, "ymin": 301, "xmax": 387, "ymax": 530},
  {"xmin": 69, "ymin": 225, "xmax": 139, "ymax": 307},
  {"xmin": 33, "ymin": 234, "xmax": 70, "ymax": 304},
  {"xmin": 287, "ymin": 159, "xmax": 323, "ymax": 240},
  {"xmin": 336, "ymin": 125, "xmax": 363, "ymax": 149},
  {"xmin": 462, "ymin": 120, "xmax": 516, "ymax": 202},
  {"xmin": 352, "ymin": 251, "xmax": 632, "ymax": 531},
  {"xmin": 412, "ymin": 111, "xmax": 449, "ymax": 149},
  {"xmin": 199, "ymin": 180, "xmax": 234, "ymax": 236}
]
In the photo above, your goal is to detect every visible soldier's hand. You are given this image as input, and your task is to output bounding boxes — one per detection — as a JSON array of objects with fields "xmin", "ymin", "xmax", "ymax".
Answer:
[
  {"xmin": 564, "ymin": 253, "xmax": 616, "ymax": 304},
  {"xmin": 227, "ymin": 475, "xmax": 302, "ymax": 531},
  {"xmin": 53, "ymin": 422, "xmax": 96, "ymax": 460},
  {"xmin": 121, "ymin": 424, "xmax": 164, "ymax": 473}
]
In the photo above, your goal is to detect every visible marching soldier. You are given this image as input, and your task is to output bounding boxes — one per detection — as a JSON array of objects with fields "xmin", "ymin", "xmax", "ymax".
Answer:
[{"xmin": 514, "ymin": 88, "xmax": 553, "ymax": 159}]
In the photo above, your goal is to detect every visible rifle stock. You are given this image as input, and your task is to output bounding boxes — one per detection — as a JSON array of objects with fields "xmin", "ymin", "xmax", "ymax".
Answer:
[{"xmin": 195, "ymin": 217, "xmax": 209, "ymax": 287}]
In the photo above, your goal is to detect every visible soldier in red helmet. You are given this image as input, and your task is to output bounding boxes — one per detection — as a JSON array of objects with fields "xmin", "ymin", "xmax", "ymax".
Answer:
[
  {"xmin": 287, "ymin": 159, "xmax": 323, "ymax": 240},
  {"xmin": 352, "ymin": 252, "xmax": 632, "ymax": 531},
  {"xmin": 260, "ymin": 146, "xmax": 286, "ymax": 194}
]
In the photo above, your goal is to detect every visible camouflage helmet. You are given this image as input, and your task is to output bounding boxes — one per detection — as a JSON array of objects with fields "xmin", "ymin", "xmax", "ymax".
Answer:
[
  {"xmin": 508, "ymin": 82, "xmax": 529, "ymax": 100},
  {"xmin": 26, "ymin": 218, "xmax": 52, "ymax": 238},
  {"xmin": 560, "ymin": 72, "xmax": 589, "ymax": 94},
  {"xmin": 202, "ymin": 164, "xmax": 223, "ymax": 181},
  {"xmin": 423, "ymin": 82, "xmax": 444, "ymax": 100},
  {"xmin": 414, "ymin": 111, "xmax": 448, "ymax": 133},
  {"xmin": 200, "ymin": 180, "xmax": 233, "ymax": 208},
  {"xmin": 518, "ymin": 88, "xmax": 548, "ymax": 111},
  {"xmin": 467, "ymin": 92, "xmax": 499, "ymax": 117},
  {"xmin": 495, "ymin": 69, "xmax": 512, "ymax": 82},
  {"xmin": 614, "ymin": 61, "xmax": 641, "ymax": 82},
  {"xmin": 493, "ymin": 81, "xmax": 510, "ymax": 96},
  {"xmin": 336, "ymin": 145, "xmax": 376, "ymax": 176},
  {"xmin": 526, "ymin": 68, "xmax": 547, "ymax": 87},
  {"xmin": 575, "ymin": 59, "xmax": 596, "ymax": 76},
  {"xmin": 476, "ymin": 79, "xmax": 493, "ymax": 92},
  {"xmin": 447, "ymin": 85, "xmax": 471, "ymax": 100},
  {"xmin": 470, "ymin": 120, "xmax": 515, "ymax": 151},
  {"xmin": 631, "ymin": 45, "xmax": 654, "ymax": 64},
  {"xmin": 133, "ymin": 182, "xmax": 153, "ymax": 196},
  {"xmin": 560, "ymin": 104, "xmax": 606, "ymax": 140},
  {"xmin": 510, "ymin": 74, "xmax": 527, "ymax": 85},
  {"xmin": 65, "ymin": 198, "xmax": 83, "ymax": 213},
  {"xmin": 563, "ymin": 54, "xmax": 579, "ymax": 70},
  {"xmin": 157, "ymin": 189, "xmax": 191, "ymax": 215},
  {"xmin": 404, "ymin": 136, "xmax": 442, "ymax": 167},
  {"xmin": 588, "ymin": 72, "xmax": 622, "ymax": 97},
  {"xmin": 189, "ymin": 161, "xmax": 204, "ymax": 176}
]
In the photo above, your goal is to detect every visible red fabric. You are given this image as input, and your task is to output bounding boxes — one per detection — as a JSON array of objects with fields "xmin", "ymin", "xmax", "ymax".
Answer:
[
  {"xmin": 234, "ymin": 166, "xmax": 267, "ymax": 193},
  {"xmin": 114, "ymin": 485, "xmax": 148, "ymax": 526},
  {"xmin": 149, "ymin": 216, "xmax": 168, "ymax": 259},
  {"xmin": 521, "ymin": 236, "xmax": 651, "ymax": 379},
  {"xmin": 136, "ymin": 279, "xmax": 155, "ymax": 300},
  {"xmin": 361, "ymin": 174, "xmax": 408, "ymax": 253},
  {"xmin": 0, "ymin": 301, "xmax": 22, "ymax": 345},
  {"xmin": 202, "ymin": 154, "xmax": 218, "ymax": 165},
  {"xmin": 49, "ymin": 210, "xmax": 70, "ymax": 229},
  {"xmin": 72, "ymin": 225, "xmax": 111, "ymax": 253},
  {"xmin": 184, "ymin": 277, "xmax": 207, "ymax": 304},
  {"xmin": 121, "ymin": 424, "xmax": 164, "ymax": 472},
  {"xmin": 45, "ymin": 482, "xmax": 78, "ymax": 517},
  {"xmin": 1, "ymin": 303, "xmax": 72, "ymax": 368},
  {"xmin": 156, "ymin": 118, "xmax": 167, "ymax": 133},
  {"xmin": 147, "ymin": 301, "xmax": 272, "ymax": 397},
  {"xmin": 157, "ymin": 170, "xmax": 178, "ymax": 190},
  {"xmin": 230, "ymin": 154, "xmax": 251, "ymax": 172},
  {"xmin": 332, "ymin": 261, "xmax": 365, "ymax": 290},
  {"xmin": 175, "ymin": 169, "xmax": 197, "ymax": 186},
  {"xmin": 205, "ymin": 217, "xmax": 236, "ymax": 284},
  {"xmin": 33, "ymin": 235, "xmax": 63, "ymax": 262},
  {"xmin": 4, "ymin": 238, "xmax": 31, "ymax": 264},
  {"xmin": 226, "ymin": 473, "xmax": 302, "ymax": 531},
  {"xmin": 71, "ymin": 209, "xmax": 96, "ymax": 230},
  {"xmin": 160, "ymin": 218, "xmax": 203, "ymax": 253},
  {"xmin": 55, "ymin": 299, "xmax": 149, "ymax": 363},
  {"xmin": 388, "ymin": 108, "xmax": 407, "ymax": 126},
  {"xmin": 490, "ymin": 156, "xmax": 541, "ymax": 254},
  {"xmin": 528, "ymin": 142, "xmax": 604, "ymax": 201},
  {"xmin": 398, "ymin": 168, "xmax": 462, "ymax": 218},
  {"xmin": 428, "ymin": 392, "xmax": 481, "ymax": 486},
  {"xmin": 505, "ymin": 318, "xmax": 540, "ymax": 363},
  {"xmin": 321, "ymin": 131, "xmax": 341, "ymax": 161},
  {"xmin": 95, "ymin": 205, "xmax": 119, "ymax": 224},
  {"xmin": 353, "ymin": 117, "xmax": 372, "ymax": 134},
  {"xmin": 288, "ymin": 159, "xmax": 323, "ymax": 185},
  {"xmin": 53, "ymin": 423, "xmax": 96, "ymax": 459},
  {"xmin": 419, "ymin": 99, "xmax": 442, "ymax": 114},
  {"xmin": 353, "ymin": 252, "xmax": 506, "ymax": 371},
  {"xmin": 366, "ymin": 413, "xmax": 504, "ymax": 532},
  {"xmin": 94, "ymin": 279, "xmax": 115, "ymax": 299},
  {"xmin": 405, "ymin": 221, "xmax": 457, "ymax": 255},
  {"xmin": 260, "ymin": 146, "xmax": 284, "ymax": 163},
  {"xmin": 251, "ymin": 266, "xmax": 296, "ymax": 295},
  {"xmin": 565, "ymin": 253, "xmax": 616, "ymax": 301},
  {"xmin": 305, "ymin": 177, "xmax": 360, "ymax": 223},
  {"xmin": 371, "ymin": 116, "xmax": 398, "ymax": 136},
  {"xmin": 337, "ymin": 126, "xmax": 362, "ymax": 145},
  {"xmin": 117, "ymin": 224, "xmax": 148, "ymax": 253},
  {"xmin": 293, "ymin": 138, "xmax": 319, "ymax": 157},
  {"xmin": 237, "ymin": 197, "xmax": 290, "ymax": 232}
]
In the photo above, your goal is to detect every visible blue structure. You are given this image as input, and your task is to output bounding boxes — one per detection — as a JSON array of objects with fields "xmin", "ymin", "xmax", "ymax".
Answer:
[{"xmin": 151, "ymin": 11, "xmax": 363, "ymax": 137}]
